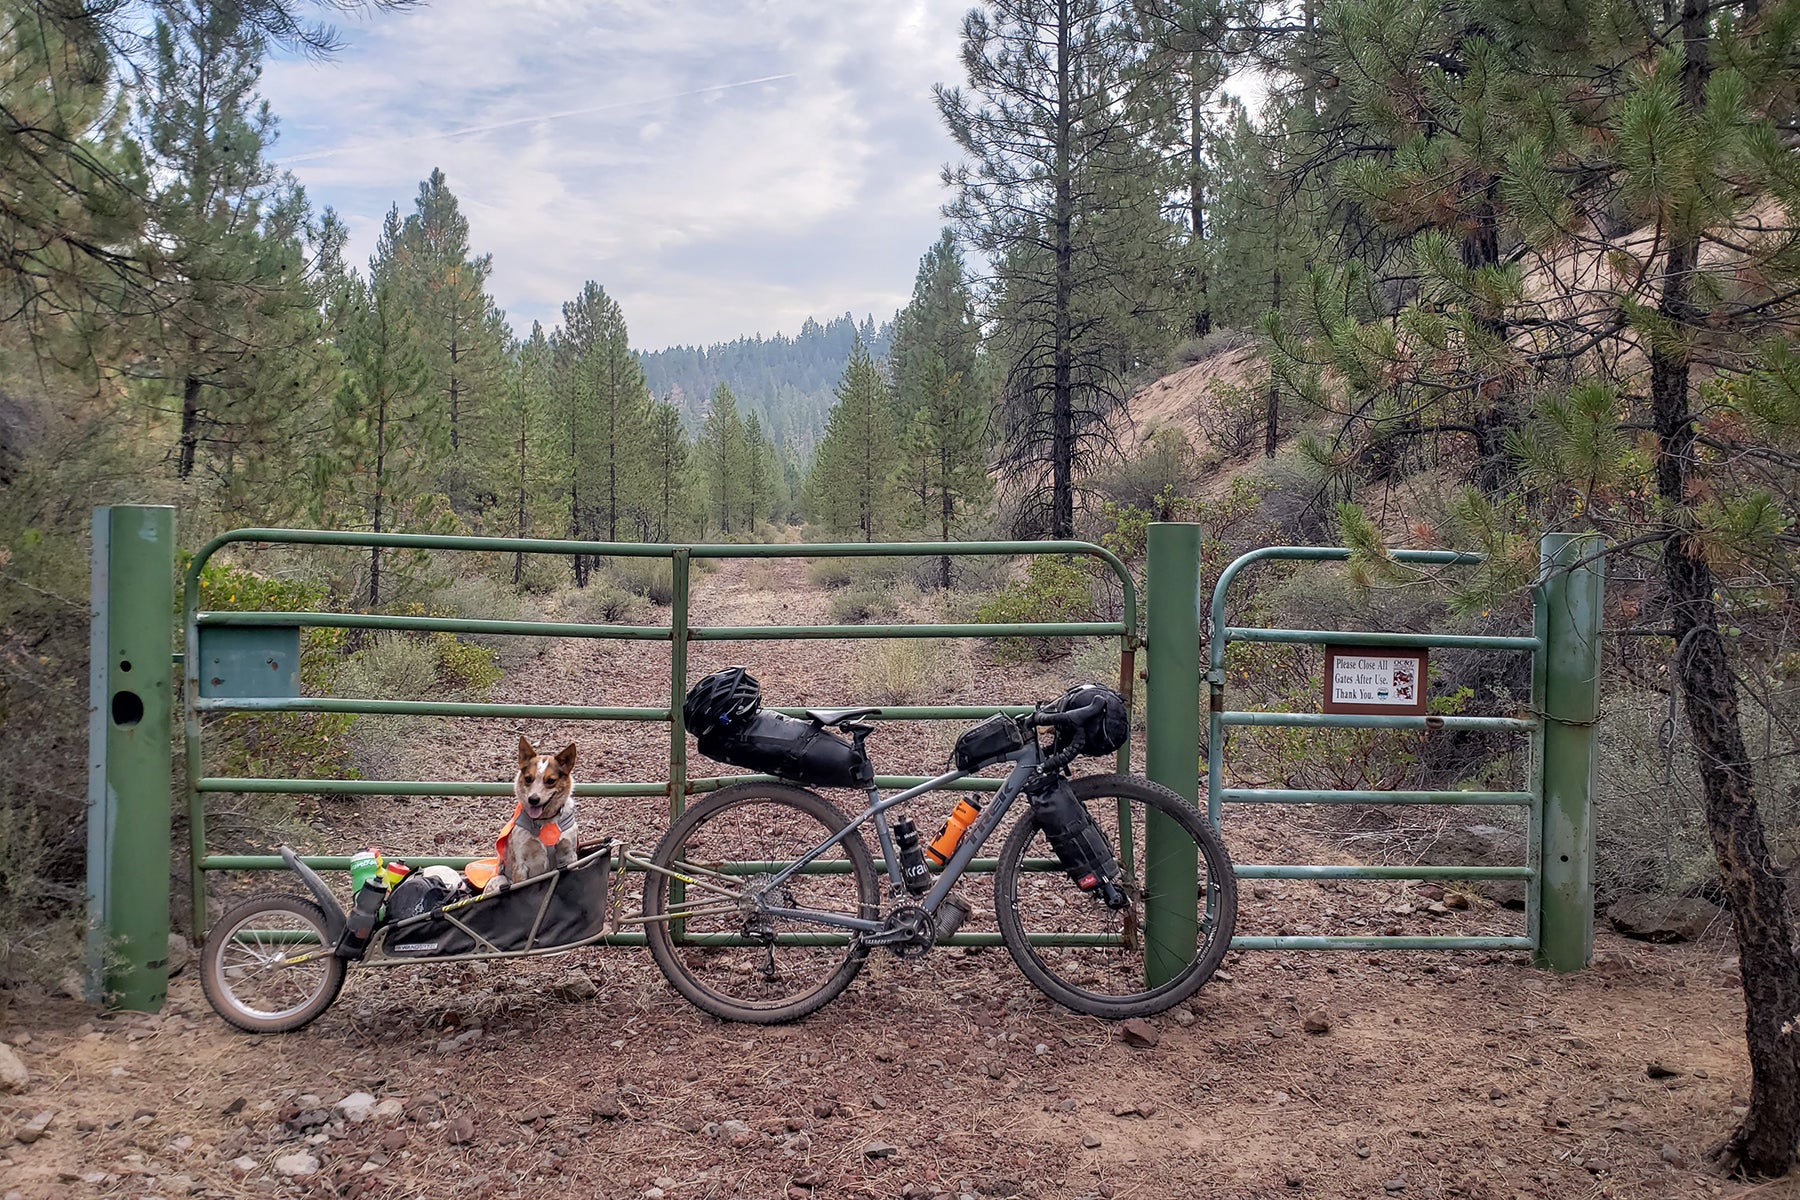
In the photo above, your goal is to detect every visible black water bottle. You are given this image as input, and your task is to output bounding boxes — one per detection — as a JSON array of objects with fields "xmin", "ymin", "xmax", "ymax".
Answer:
[
  {"xmin": 335, "ymin": 878, "xmax": 388, "ymax": 961},
  {"xmin": 891, "ymin": 817, "xmax": 932, "ymax": 894}
]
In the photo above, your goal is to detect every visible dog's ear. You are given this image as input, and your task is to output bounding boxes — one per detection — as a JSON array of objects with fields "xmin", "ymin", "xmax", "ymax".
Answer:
[
  {"xmin": 518, "ymin": 736, "xmax": 537, "ymax": 767},
  {"xmin": 554, "ymin": 743, "xmax": 578, "ymax": 771}
]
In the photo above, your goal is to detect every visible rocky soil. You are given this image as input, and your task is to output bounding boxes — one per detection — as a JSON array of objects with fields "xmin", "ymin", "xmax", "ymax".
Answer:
[{"xmin": 0, "ymin": 556, "xmax": 1775, "ymax": 1200}]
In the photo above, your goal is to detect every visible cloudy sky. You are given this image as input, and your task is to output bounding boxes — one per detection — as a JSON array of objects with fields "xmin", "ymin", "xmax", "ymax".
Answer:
[{"xmin": 260, "ymin": 0, "xmax": 973, "ymax": 351}]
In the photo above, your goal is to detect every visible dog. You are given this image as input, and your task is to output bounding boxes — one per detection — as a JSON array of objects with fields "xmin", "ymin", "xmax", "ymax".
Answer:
[{"xmin": 486, "ymin": 737, "xmax": 579, "ymax": 894}]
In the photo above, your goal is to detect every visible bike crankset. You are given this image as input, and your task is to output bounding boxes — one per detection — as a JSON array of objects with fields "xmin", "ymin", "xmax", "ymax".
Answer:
[{"xmin": 866, "ymin": 905, "xmax": 936, "ymax": 960}]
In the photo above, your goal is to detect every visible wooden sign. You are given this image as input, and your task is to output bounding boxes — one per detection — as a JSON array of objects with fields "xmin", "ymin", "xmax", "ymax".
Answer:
[{"xmin": 1323, "ymin": 645, "xmax": 1428, "ymax": 716}]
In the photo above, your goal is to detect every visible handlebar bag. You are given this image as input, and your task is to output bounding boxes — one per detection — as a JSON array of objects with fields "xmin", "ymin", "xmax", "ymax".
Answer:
[
  {"xmin": 697, "ymin": 711, "xmax": 875, "ymax": 789},
  {"xmin": 953, "ymin": 713, "xmax": 1027, "ymax": 772},
  {"xmin": 1046, "ymin": 684, "xmax": 1130, "ymax": 758}
]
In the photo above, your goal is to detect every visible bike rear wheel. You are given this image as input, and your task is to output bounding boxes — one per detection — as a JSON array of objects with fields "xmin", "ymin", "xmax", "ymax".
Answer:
[
  {"xmin": 201, "ymin": 894, "xmax": 346, "ymax": 1033},
  {"xmin": 995, "ymin": 773, "xmax": 1237, "ymax": 1019},
  {"xmin": 642, "ymin": 782, "xmax": 880, "ymax": 1023}
]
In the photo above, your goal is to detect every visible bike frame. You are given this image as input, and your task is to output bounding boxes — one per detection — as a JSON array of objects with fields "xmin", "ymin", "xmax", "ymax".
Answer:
[{"xmin": 738, "ymin": 741, "xmax": 1047, "ymax": 935}]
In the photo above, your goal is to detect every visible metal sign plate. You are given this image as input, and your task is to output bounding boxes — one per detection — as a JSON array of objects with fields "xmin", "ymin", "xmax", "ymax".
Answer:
[
  {"xmin": 1323, "ymin": 645, "xmax": 1428, "ymax": 716},
  {"xmin": 198, "ymin": 626, "xmax": 301, "ymax": 699}
]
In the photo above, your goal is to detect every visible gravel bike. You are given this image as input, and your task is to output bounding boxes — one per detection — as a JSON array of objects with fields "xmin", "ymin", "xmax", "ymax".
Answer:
[{"xmin": 640, "ymin": 697, "xmax": 1238, "ymax": 1024}]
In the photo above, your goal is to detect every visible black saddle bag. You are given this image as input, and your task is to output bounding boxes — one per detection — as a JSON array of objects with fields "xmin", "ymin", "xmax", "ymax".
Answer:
[{"xmin": 697, "ymin": 710, "xmax": 875, "ymax": 789}]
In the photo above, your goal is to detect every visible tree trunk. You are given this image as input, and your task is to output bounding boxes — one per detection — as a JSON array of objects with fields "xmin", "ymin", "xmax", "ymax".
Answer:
[
  {"xmin": 1655, "ymin": 0, "xmax": 1800, "ymax": 1174},
  {"xmin": 178, "ymin": 374, "xmax": 202, "ymax": 479},
  {"xmin": 570, "ymin": 412, "xmax": 587, "ymax": 588},
  {"xmin": 370, "ymin": 389, "xmax": 387, "ymax": 609},
  {"xmin": 1265, "ymin": 223, "xmax": 1281, "ymax": 459},
  {"xmin": 1190, "ymin": 49, "xmax": 1212, "ymax": 340},
  {"xmin": 940, "ymin": 444, "xmax": 953, "ymax": 590},
  {"xmin": 514, "ymin": 423, "xmax": 527, "ymax": 585},
  {"xmin": 1050, "ymin": 0, "xmax": 1076, "ymax": 539}
]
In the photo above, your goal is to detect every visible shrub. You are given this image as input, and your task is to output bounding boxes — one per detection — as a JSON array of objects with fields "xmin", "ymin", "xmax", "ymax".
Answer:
[
  {"xmin": 560, "ymin": 583, "xmax": 644, "ymax": 625},
  {"xmin": 1172, "ymin": 328, "xmax": 1250, "ymax": 366},
  {"xmin": 973, "ymin": 556, "xmax": 1100, "ymax": 662},
  {"xmin": 849, "ymin": 640, "xmax": 966, "ymax": 705},
  {"xmin": 603, "ymin": 558, "xmax": 675, "ymax": 605},
  {"xmin": 1195, "ymin": 373, "xmax": 1274, "ymax": 460},
  {"xmin": 829, "ymin": 583, "xmax": 906, "ymax": 625},
  {"xmin": 433, "ymin": 574, "xmax": 541, "ymax": 670},
  {"xmin": 1091, "ymin": 430, "xmax": 1200, "ymax": 514},
  {"xmin": 808, "ymin": 558, "xmax": 859, "ymax": 590}
]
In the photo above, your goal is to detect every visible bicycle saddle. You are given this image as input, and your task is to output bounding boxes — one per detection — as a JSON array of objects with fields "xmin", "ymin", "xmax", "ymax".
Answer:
[{"xmin": 804, "ymin": 706, "xmax": 882, "ymax": 727}]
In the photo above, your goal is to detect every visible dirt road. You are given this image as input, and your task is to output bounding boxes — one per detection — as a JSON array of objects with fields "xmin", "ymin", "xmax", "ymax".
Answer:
[{"xmin": 0, "ymin": 557, "xmax": 1767, "ymax": 1200}]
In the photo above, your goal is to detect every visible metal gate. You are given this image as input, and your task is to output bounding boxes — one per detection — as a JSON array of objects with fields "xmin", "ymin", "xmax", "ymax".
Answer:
[
  {"xmin": 85, "ymin": 509, "xmax": 1600, "ymax": 1010},
  {"xmin": 1191, "ymin": 536, "xmax": 1602, "ymax": 967}
]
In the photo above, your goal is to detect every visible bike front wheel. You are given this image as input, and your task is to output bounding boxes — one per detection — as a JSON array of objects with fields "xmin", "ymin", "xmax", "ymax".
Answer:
[
  {"xmin": 642, "ymin": 782, "xmax": 880, "ymax": 1024},
  {"xmin": 995, "ymin": 773, "xmax": 1237, "ymax": 1019},
  {"xmin": 201, "ymin": 894, "xmax": 347, "ymax": 1033}
]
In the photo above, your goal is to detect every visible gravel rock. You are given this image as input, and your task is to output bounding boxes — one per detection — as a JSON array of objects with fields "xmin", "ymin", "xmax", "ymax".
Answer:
[
  {"xmin": 590, "ymin": 1094, "xmax": 628, "ymax": 1120},
  {"xmin": 550, "ymin": 970, "xmax": 598, "ymax": 1002},
  {"xmin": 1081, "ymin": 1132, "xmax": 1102, "ymax": 1149},
  {"xmin": 166, "ymin": 932, "xmax": 194, "ymax": 977},
  {"xmin": 274, "ymin": 1152, "xmax": 320, "ymax": 1178},
  {"xmin": 1119, "ymin": 1019, "xmax": 1159, "ymax": 1049},
  {"xmin": 0, "ymin": 1046, "xmax": 28, "ymax": 1093},
  {"xmin": 370, "ymin": 1098, "xmax": 404, "ymax": 1121},
  {"xmin": 1608, "ymin": 893, "xmax": 1721, "ymax": 943},
  {"xmin": 446, "ymin": 1116, "xmax": 475, "ymax": 1145},
  {"xmin": 1301, "ymin": 1010, "xmax": 1332, "ymax": 1035},
  {"xmin": 1647, "ymin": 1061, "xmax": 1683, "ymax": 1079},
  {"xmin": 14, "ymin": 1110, "xmax": 54, "ymax": 1144},
  {"xmin": 229, "ymin": 1156, "xmax": 260, "ymax": 1177},
  {"xmin": 864, "ymin": 1141, "xmax": 898, "ymax": 1158},
  {"xmin": 1172, "ymin": 1007, "xmax": 1196, "ymax": 1027},
  {"xmin": 334, "ymin": 1093, "xmax": 377, "ymax": 1123}
]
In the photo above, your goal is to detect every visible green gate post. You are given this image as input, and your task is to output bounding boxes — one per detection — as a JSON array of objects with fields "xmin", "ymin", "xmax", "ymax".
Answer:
[
  {"xmin": 1144, "ymin": 523, "xmax": 1202, "ymax": 986},
  {"xmin": 1536, "ymin": 532, "xmax": 1604, "ymax": 972},
  {"xmin": 87, "ymin": 505, "xmax": 177, "ymax": 1011}
]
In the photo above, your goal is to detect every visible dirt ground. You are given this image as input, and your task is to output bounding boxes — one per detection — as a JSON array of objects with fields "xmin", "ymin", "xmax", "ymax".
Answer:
[{"xmin": 0, "ymin": 557, "xmax": 1784, "ymax": 1200}]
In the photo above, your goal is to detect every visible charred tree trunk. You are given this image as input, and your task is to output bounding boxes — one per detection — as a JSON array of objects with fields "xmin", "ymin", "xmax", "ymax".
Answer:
[
  {"xmin": 1655, "ymin": 0, "xmax": 1800, "ymax": 1175},
  {"xmin": 1265, "ymin": 223, "xmax": 1281, "ymax": 459},
  {"xmin": 178, "ymin": 374, "xmax": 202, "ymax": 479},
  {"xmin": 1050, "ymin": 0, "xmax": 1076, "ymax": 539},
  {"xmin": 1189, "ymin": 52, "xmax": 1212, "ymax": 340}
]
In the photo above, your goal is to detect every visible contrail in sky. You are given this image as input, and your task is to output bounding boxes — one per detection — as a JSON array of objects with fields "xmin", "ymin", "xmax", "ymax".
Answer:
[{"xmin": 282, "ymin": 72, "xmax": 799, "ymax": 165}]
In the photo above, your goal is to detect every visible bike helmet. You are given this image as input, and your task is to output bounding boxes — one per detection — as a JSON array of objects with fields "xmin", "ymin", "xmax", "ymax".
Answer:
[
  {"xmin": 1045, "ymin": 683, "xmax": 1129, "ymax": 757},
  {"xmin": 683, "ymin": 666, "xmax": 762, "ymax": 738}
]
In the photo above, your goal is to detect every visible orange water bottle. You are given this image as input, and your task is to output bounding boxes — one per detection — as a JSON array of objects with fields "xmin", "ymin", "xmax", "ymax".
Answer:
[{"xmin": 925, "ymin": 799, "xmax": 982, "ymax": 867}]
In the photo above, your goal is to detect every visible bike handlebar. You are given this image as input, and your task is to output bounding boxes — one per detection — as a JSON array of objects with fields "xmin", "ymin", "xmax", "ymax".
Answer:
[{"xmin": 1027, "ymin": 699, "xmax": 1102, "ymax": 730}]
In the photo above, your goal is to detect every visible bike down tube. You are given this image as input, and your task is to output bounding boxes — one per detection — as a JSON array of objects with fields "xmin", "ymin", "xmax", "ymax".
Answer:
[{"xmin": 759, "ymin": 768, "xmax": 975, "ymax": 897}]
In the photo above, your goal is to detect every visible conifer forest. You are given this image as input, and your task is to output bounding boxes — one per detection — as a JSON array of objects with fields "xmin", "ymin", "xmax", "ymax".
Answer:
[{"xmin": 5, "ymin": 0, "xmax": 1800, "ymax": 1184}]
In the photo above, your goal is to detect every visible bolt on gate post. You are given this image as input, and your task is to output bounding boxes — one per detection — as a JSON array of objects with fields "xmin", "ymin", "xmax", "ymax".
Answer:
[
  {"xmin": 87, "ymin": 505, "xmax": 177, "ymax": 1011},
  {"xmin": 1143, "ymin": 523, "xmax": 1203, "ymax": 987},
  {"xmin": 1535, "ymin": 532, "xmax": 1604, "ymax": 972}
]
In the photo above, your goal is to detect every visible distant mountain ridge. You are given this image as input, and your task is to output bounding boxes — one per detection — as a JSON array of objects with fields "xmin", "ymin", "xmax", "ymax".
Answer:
[{"xmin": 637, "ymin": 312, "xmax": 896, "ymax": 454}]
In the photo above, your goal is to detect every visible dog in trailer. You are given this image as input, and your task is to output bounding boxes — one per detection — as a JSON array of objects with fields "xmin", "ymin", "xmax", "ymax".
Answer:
[{"xmin": 486, "ymin": 737, "xmax": 579, "ymax": 894}]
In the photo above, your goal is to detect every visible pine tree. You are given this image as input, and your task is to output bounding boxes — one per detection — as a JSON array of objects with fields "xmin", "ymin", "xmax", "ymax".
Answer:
[
  {"xmin": 1273, "ymin": 0, "xmax": 1800, "ymax": 1169},
  {"xmin": 137, "ymin": 1, "xmax": 328, "ymax": 487},
  {"xmin": 938, "ymin": 0, "xmax": 1159, "ymax": 536},
  {"xmin": 644, "ymin": 397, "xmax": 689, "ymax": 541},
  {"xmin": 805, "ymin": 338, "xmax": 897, "ymax": 542},
  {"xmin": 742, "ymin": 412, "xmax": 772, "ymax": 532},
  {"xmin": 701, "ymin": 383, "xmax": 747, "ymax": 536},
  {"xmin": 391, "ymin": 168, "xmax": 509, "ymax": 510},
  {"xmin": 334, "ymin": 207, "xmax": 440, "ymax": 608},
  {"xmin": 890, "ymin": 231, "xmax": 992, "ymax": 585},
  {"xmin": 495, "ymin": 322, "xmax": 556, "ymax": 581}
]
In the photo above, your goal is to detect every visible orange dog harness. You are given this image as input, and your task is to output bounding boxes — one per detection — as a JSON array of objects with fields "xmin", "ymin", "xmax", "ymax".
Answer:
[{"xmin": 496, "ymin": 801, "xmax": 562, "ymax": 858}]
